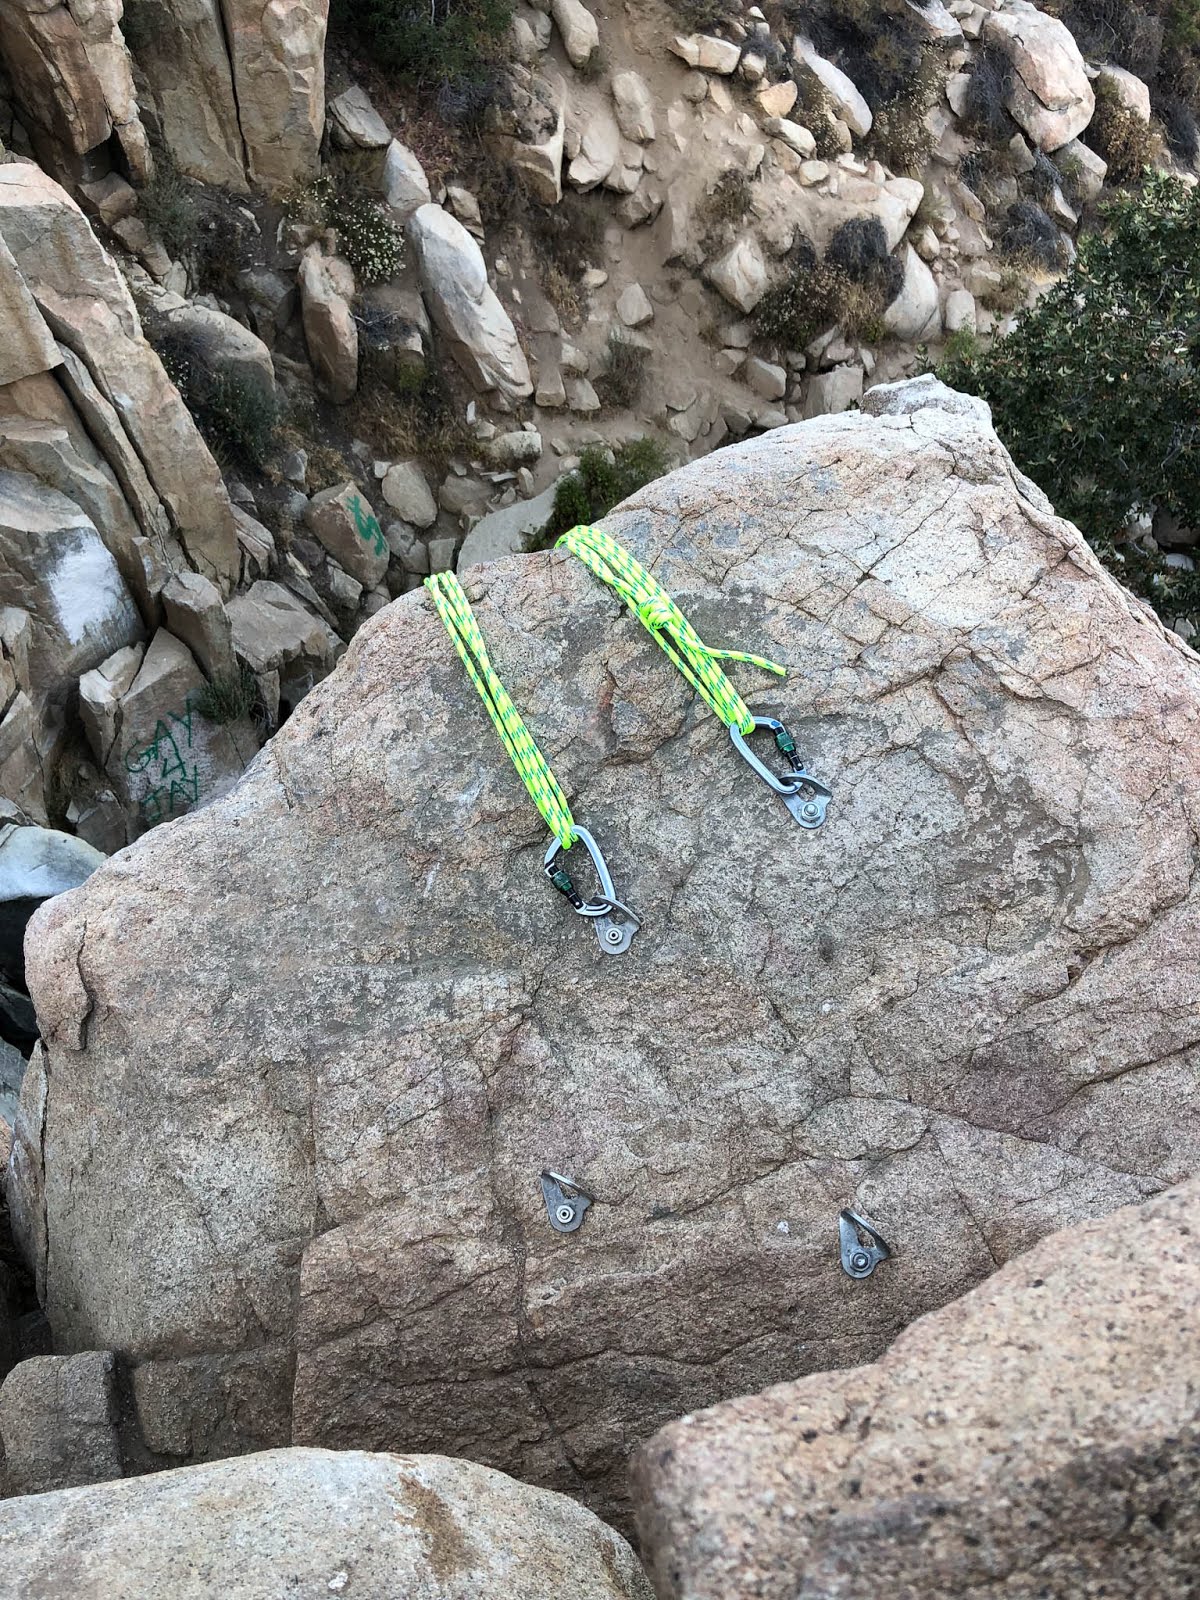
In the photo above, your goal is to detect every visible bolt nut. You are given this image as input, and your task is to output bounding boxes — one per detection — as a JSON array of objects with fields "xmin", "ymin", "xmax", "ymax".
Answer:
[
  {"xmin": 604, "ymin": 926, "xmax": 624, "ymax": 947},
  {"xmin": 555, "ymin": 1204, "xmax": 576, "ymax": 1226},
  {"xmin": 850, "ymin": 1250, "xmax": 870, "ymax": 1272}
]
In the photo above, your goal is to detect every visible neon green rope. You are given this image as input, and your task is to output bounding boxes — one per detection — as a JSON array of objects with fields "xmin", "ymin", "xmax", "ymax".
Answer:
[
  {"xmin": 425, "ymin": 573, "xmax": 577, "ymax": 849},
  {"xmin": 556, "ymin": 525, "xmax": 785, "ymax": 736}
]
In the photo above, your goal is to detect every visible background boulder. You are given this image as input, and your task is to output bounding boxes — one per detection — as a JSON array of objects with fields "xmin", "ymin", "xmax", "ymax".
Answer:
[{"xmin": 14, "ymin": 380, "xmax": 1200, "ymax": 1527}]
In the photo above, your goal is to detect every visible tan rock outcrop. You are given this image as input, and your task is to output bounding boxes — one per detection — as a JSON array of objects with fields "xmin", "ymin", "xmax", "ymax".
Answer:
[
  {"xmin": 0, "ymin": 164, "xmax": 238, "ymax": 587},
  {"xmin": 634, "ymin": 1178, "xmax": 1200, "ymax": 1599}
]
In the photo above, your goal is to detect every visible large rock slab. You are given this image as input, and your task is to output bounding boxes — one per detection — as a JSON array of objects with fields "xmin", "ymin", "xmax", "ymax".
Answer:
[
  {"xmin": 0, "ymin": 0, "xmax": 111, "ymax": 161},
  {"xmin": 633, "ymin": 1177, "xmax": 1200, "ymax": 1599},
  {"xmin": 0, "ymin": 165, "xmax": 238, "ymax": 587},
  {"xmin": 0, "ymin": 1447, "xmax": 652, "ymax": 1598},
  {"xmin": 408, "ymin": 204, "xmax": 532, "ymax": 399},
  {"xmin": 219, "ymin": 0, "xmax": 327, "ymax": 193},
  {"xmin": 126, "ymin": 0, "xmax": 248, "ymax": 190},
  {"xmin": 16, "ymin": 380, "xmax": 1200, "ymax": 1529},
  {"xmin": 983, "ymin": 1, "xmax": 1094, "ymax": 152},
  {"xmin": 0, "ymin": 468, "xmax": 141, "ymax": 695}
]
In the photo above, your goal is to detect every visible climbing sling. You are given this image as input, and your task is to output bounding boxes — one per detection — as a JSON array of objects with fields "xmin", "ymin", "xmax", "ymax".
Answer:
[
  {"xmin": 426, "ymin": 531, "xmax": 832, "ymax": 949},
  {"xmin": 424, "ymin": 571, "xmax": 639, "ymax": 955},
  {"xmin": 556, "ymin": 525, "xmax": 833, "ymax": 830}
]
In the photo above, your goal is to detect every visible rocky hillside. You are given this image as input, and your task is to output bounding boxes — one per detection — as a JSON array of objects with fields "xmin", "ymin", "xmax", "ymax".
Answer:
[{"xmin": 1, "ymin": 0, "xmax": 1197, "ymax": 858}]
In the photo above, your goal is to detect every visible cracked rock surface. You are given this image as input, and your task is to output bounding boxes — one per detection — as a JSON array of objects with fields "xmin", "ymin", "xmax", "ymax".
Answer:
[
  {"xmin": 632, "ymin": 1176, "xmax": 1200, "ymax": 1599},
  {"xmin": 14, "ymin": 379, "xmax": 1200, "ymax": 1528}
]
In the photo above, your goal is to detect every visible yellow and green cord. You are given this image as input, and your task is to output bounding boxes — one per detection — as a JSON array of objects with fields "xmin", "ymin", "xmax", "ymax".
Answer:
[
  {"xmin": 425, "ymin": 572, "xmax": 577, "ymax": 850},
  {"xmin": 555, "ymin": 524, "xmax": 785, "ymax": 736}
]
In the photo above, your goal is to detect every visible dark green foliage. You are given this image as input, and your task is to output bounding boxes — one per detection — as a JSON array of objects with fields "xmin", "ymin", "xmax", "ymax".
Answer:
[
  {"xmin": 601, "ymin": 334, "xmax": 649, "ymax": 409},
  {"xmin": 195, "ymin": 667, "xmax": 259, "ymax": 725},
  {"xmin": 1157, "ymin": 91, "xmax": 1200, "ymax": 159},
  {"xmin": 1058, "ymin": 0, "xmax": 1164, "ymax": 79},
  {"xmin": 1057, "ymin": 0, "xmax": 1200, "ymax": 153},
  {"xmin": 285, "ymin": 174, "xmax": 404, "ymax": 284},
  {"xmin": 755, "ymin": 251, "xmax": 892, "ymax": 350},
  {"xmin": 670, "ymin": 0, "xmax": 729, "ymax": 29},
  {"xmin": 1001, "ymin": 199, "xmax": 1066, "ymax": 271},
  {"xmin": 525, "ymin": 193, "xmax": 606, "ymax": 279},
  {"xmin": 960, "ymin": 43, "xmax": 1015, "ymax": 145},
  {"xmin": 827, "ymin": 216, "xmax": 890, "ymax": 279},
  {"xmin": 939, "ymin": 174, "xmax": 1200, "ymax": 628},
  {"xmin": 328, "ymin": 0, "xmax": 512, "ymax": 122},
  {"xmin": 535, "ymin": 440, "xmax": 672, "ymax": 548}
]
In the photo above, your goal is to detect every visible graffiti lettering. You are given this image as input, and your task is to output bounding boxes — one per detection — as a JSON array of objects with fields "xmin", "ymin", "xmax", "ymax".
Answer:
[
  {"xmin": 350, "ymin": 493, "xmax": 386, "ymax": 558},
  {"xmin": 124, "ymin": 699, "xmax": 201, "ymax": 824}
]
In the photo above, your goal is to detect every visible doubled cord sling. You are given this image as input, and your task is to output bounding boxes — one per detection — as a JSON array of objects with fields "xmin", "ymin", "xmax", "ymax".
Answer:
[
  {"xmin": 425, "ymin": 572, "xmax": 638, "ymax": 954},
  {"xmin": 556, "ymin": 526, "xmax": 832, "ymax": 830}
]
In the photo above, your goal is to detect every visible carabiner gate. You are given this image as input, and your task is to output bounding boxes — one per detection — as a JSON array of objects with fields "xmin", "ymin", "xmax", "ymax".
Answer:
[
  {"xmin": 729, "ymin": 716, "xmax": 833, "ymax": 830},
  {"xmin": 543, "ymin": 826, "xmax": 640, "ymax": 955}
]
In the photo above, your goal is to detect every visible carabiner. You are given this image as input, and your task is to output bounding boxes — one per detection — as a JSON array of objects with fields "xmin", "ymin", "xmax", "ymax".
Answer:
[
  {"xmin": 729, "ymin": 716, "xmax": 832, "ymax": 830},
  {"xmin": 543, "ymin": 826, "xmax": 640, "ymax": 954}
]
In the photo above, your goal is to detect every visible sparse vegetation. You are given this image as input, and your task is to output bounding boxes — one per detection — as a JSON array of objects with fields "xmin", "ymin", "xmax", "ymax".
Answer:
[
  {"xmin": 699, "ymin": 169, "xmax": 754, "ymax": 255},
  {"xmin": 959, "ymin": 42, "xmax": 1016, "ymax": 146},
  {"xmin": 869, "ymin": 45, "xmax": 940, "ymax": 172},
  {"xmin": 344, "ymin": 369, "xmax": 473, "ymax": 475},
  {"xmin": 154, "ymin": 330, "xmax": 282, "ymax": 473},
  {"xmin": 1001, "ymin": 200, "xmax": 1067, "ymax": 272},
  {"xmin": 939, "ymin": 174, "xmax": 1200, "ymax": 628},
  {"xmin": 195, "ymin": 668, "xmax": 259, "ymax": 725},
  {"xmin": 137, "ymin": 155, "xmax": 199, "ymax": 260},
  {"xmin": 285, "ymin": 174, "xmax": 404, "ymax": 284},
  {"xmin": 327, "ymin": 0, "xmax": 513, "ymax": 122},
  {"xmin": 600, "ymin": 333, "xmax": 649, "ymax": 409},
  {"xmin": 1088, "ymin": 76, "xmax": 1163, "ymax": 184},
  {"xmin": 784, "ymin": 0, "xmax": 938, "ymax": 111},
  {"xmin": 756, "ymin": 222, "xmax": 900, "ymax": 351},
  {"xmin": 534, "ymin": 440, "xmax": 672, "ymax": 548},
  {"xmin": 977, "ymin": 261, "xmax": 1029, "ymax": 316}
]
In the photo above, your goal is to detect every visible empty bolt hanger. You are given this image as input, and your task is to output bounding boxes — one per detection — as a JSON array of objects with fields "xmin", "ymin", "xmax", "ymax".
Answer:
[{"xmin": 541, "ymin": 1171, "xmax": 593, "ymax": 1234}]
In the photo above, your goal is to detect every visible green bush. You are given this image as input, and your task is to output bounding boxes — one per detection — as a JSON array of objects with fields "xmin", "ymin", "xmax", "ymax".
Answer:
[
  {"xmin": 534, "ymin": 440, "xmax": 672, "ymax": 548},
  {"xmin": 195, "ymin": 667, "xmax": 259, "ymax": 725},
  {"xmin": 939, "ymin": 173, "xmax": 1200, "ymax": 627},
  {"xmin": 285, "ymin": 174, "xmax": 404, "ymax": 284},
  {"xmin": 328, "ymin": 0, "xmax": 512, "ymax": 121}
]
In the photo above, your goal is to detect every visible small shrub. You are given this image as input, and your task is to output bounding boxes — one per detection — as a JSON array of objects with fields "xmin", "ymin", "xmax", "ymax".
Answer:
[
  {"xmin": 601, "ymin": 333, "xmax": 648, "ymax": 408},
  {"xmin": 671, "ymin": 0, "xmax": 728, "ymax": 28},
  {"xmin": 755, "ymin": 253, "xmax": 892, "ymax": 349},
  {"xmin": 869, "ymin": 44, "xmax": 939, "ymax": 172},
  {"xmin": 195, "ymin": 667, "xmax": 258, "ymax": 725},
  {"xmin": 1057, "ymin": 0, "xmax": 1163, "ymax": 80},
  {"xmin": 1026, "ymin": 149, "xmax": 1061, "ymax": 204},
  {"xmin": 343, "ymin": 369, "xmax": 472, "ymax": 475},
  {"xmin": 138, "ymin": 156, "xmax": 199, "ymax": 259},
  {"xmin": 153, "ymin": 329, "xmax": 282, "ymax": 472},
  {"xmin": 285, "ymin": 174, "xmax": 404, "ymax": 283},
  {"xmin": 1089, "ymin": 77, "xmax": 1162, "ymax": 184},
  {"xmin": 1155, "ymin": 92, "xmax": 1200, "ymax": 161},
  {"xmin": 328, "ymin": 0, "xmax": 512, "ymax": 123},
  {"xmin": 960, "ymin": 43, "xmax": 1015, "ymax": 146},
  {"xmin": 534, "ymin": 439, "xmax": 672, "ymax": 547},
  {"xmin": 977, "ymin": 261, "xmax": 1028, "ymax": 316},
  {"xmin": 940, "ymin": 326, "xmax": 980, "ymax": 365},
  {"xmin": 699, "ymin": 169, "xmax": 753, "ymax": 253},
  {"xmin": 1001, "ymin": 200, "xmax": 1066, "ymax": 272}
]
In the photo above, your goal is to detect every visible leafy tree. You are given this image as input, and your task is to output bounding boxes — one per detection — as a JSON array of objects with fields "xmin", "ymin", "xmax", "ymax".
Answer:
[{"xmin": 939, "ymin": 173, "xmax": 1200, "ymax": 627}]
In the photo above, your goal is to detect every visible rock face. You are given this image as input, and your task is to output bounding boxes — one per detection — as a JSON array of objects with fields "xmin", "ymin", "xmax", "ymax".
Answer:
[
  {"xmin": 633, "ymin": 1178, "xmax": 1200, "ymax": 1600},
  {"xmin": 983, "ymin": 1, "xmax": 1094, "ymax": 152},
  {"xmin": 407, "ymin": 204, "xmax": 533, "ymax": 399},
  {"xmin": 15, "ymin": 381, "xmax": 1200, "ymax": 1528},
  {"xmin": 0, "ymin": 1447, "xmax": 652, "ymax": 1598},
  {"xmin": 0, "ymin": 163, "xmax": 238, "ymax": 588},
  {"xmin": 116, "ymin": 0, "xmax": 326, "ymax": 191},
  {"xmin": 0, "ymin": 1351, "xmax": 122, "ymax": 1496}
]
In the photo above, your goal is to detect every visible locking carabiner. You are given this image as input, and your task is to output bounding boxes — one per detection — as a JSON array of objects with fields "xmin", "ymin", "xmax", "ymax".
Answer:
[
  {"xmin": 729, "ymin": 716, "xmax": 833, "ymax": 830},
  {"xmin": 543, "ymin": 826, "xmax": 640, "ymax": 955}
]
